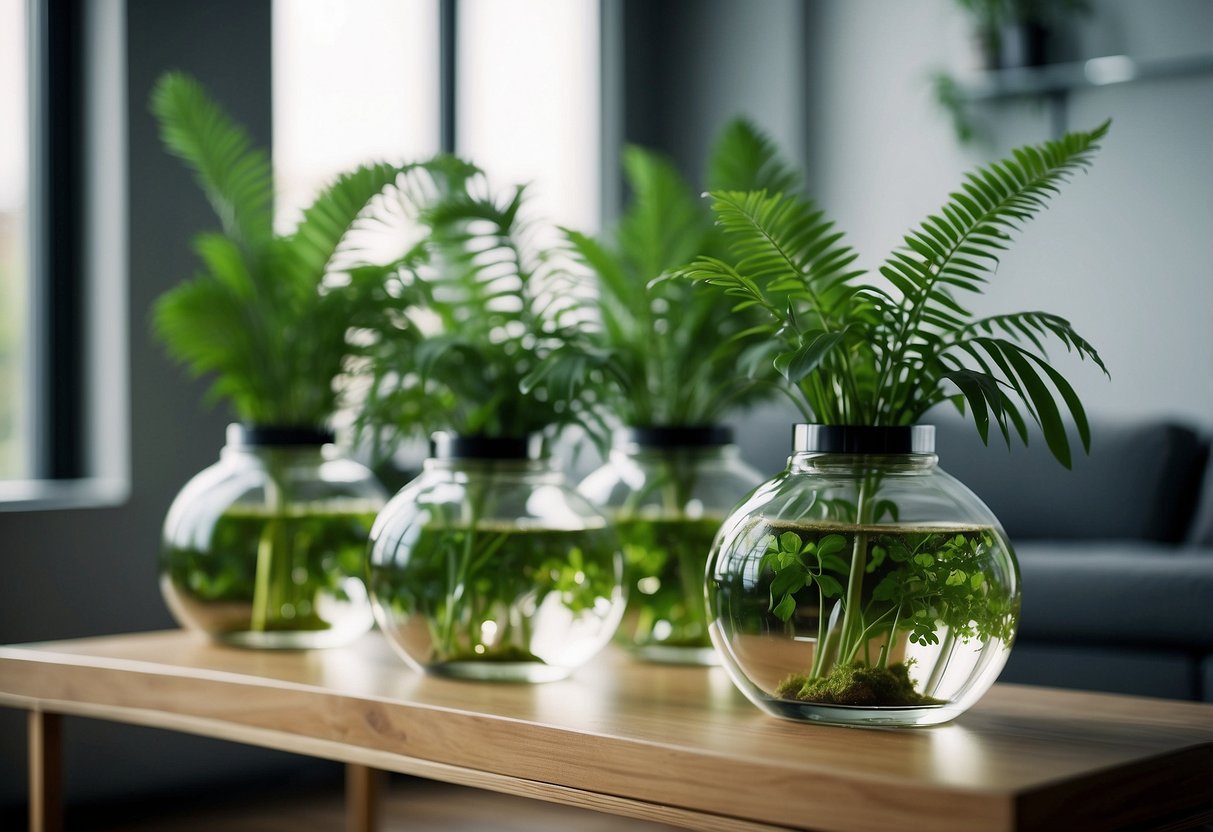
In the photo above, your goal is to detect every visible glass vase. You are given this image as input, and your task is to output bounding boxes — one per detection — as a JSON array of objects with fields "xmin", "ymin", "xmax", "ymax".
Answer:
[
  {"xmin": 707, "ymin": 425, "xmax": 1020, "ymax": 727},
  {"xmin": 160, "ymin": 425, "xmax": 385, "ymax": 649},
  {"xmin": 369, "ymin": 434, "xmax": 625, "ymax": 682},
  {"xmin": 579, "ymin": 426, "xmax": 763, "ymax": 664}
]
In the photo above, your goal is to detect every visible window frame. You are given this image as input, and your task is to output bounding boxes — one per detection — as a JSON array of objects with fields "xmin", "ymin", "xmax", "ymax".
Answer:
[{"xmin": 0, "ymin": 0, "xmax": 128, "ymax": 510}]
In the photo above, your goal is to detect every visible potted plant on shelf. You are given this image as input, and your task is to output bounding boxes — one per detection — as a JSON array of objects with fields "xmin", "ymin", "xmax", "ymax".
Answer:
[
  {"xmin": 152, "ymin": 72, "xmax": 401, "ymax": 648},
  {"xmin": 957, "ymin": 0, "xmax": 1091, "ymax": 70},
  {"xmin": 573, "ymin": 119, "xmax": 798, "ymax": 664},
  {"xmin": 356, "ymin": 160, "xmax": 625, "ymax": 682},
  {"xmin": 679, "ymin": 121, "xmax": 1110, "ymax": 725}
]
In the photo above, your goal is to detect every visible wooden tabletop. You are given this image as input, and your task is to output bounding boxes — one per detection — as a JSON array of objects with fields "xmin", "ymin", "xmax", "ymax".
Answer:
[{"xmin": 2, "ymin": 631, "xmax": 1211, "ymax": 832}]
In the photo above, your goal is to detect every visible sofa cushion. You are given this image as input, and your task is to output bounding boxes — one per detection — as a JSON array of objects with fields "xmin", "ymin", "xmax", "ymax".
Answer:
[
  {"xmin": 1014, "ymin": 541, "xmax": 1213, "ymax": 648},
  {"xmin": 1000, "ymin": 642, "xmax": 1199, "ymax": 700},
  {"xmin": 1183, "ymin": 454, "xmax": 1213, "ymax": 546},
  {"xmin": 934, "ymin": 418, "xmax": 1208, "ymax": 543}
]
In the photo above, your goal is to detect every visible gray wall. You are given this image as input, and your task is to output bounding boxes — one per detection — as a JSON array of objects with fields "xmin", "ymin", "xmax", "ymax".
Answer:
[
  {"xmin": 804, "ymin": 0, "xmax": 1213, "ymax": 426},
  {"xmin": 621, "ymin": 0, "xmax": 808, "ymax": 187},
  {"xmin": 0, "ymin": 0, "xmax": 325, "ymax": 811}
]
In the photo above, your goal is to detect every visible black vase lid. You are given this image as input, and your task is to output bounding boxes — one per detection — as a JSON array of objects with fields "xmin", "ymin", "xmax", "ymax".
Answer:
[
  {"xmin": 429, "ymin": 432, "xmax": 541, "ymax": 460},
  {"xmin": 621, "ymin": 425, "xmax": 733, "ymax": 449},
  {"xmin": 793, "ymin": 424, "xmax": 935, "ymax": 455},
  {"xmin": 227, "ymin": 424, "xmax": 335, "ymax": 448}
]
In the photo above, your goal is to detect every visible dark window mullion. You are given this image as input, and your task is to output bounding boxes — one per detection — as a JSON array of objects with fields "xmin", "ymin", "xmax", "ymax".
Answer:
[
  {"xmin": 439, "ymin": 0, "xmax": 456, "ymax": 154},
  {"xmin": 35, "ymin": 0, "xmax": 85, "ymax": 479}
]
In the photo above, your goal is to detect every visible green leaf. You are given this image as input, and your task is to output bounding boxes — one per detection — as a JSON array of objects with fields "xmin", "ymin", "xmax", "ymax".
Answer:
[
  {"xmin": 774, "ymin": 329, "xmax": 847, "ymax": 384},
  {"xmin": 282, "ymin": 161, "xmax": 404, "ymax": 287},
  {"xmin": 779, "ymin": 531, "xmax": 802, "ymax": 554},
  {"xmin": 772, "ymin": 594, "xmax": 798, "ymax": 622},
  {"xmin": 820, "ymin": 553, "xmax": 850, "ymax": 574},
  {"xmin": 150, "ymin": 72, "xmax": 272, "ymax": 248},
  {"xmin": 770, "ymin": 569, "xmax": 808, "ymax": 602},
  {"xmin": 1000, "ymin": 341, "xmax": 1072, "ymax": 468},
  {"xmin": 816, "ymin": 534, "xmax": 847, "ymax": 557},
  {"xmin": 815, "ymin": 574, "xmax": 844, "ymax": 598},
  {"xmin": 706, "ymin": 117, "xmax": 800, "ymax": 195}
]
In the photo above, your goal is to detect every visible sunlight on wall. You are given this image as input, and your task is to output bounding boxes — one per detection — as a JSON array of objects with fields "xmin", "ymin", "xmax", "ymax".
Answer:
[
  {"xmin": 272, "ymin": 0, "xmax": 441, "ymax": 230},
  {"xmin": 457, "ymin": 0, "xmax": 600, "ymax": 233}
]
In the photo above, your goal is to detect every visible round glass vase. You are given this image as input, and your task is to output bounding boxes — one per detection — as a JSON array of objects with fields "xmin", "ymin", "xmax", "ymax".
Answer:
[
  {"xmin": 707, "ymin": 425, "xmax": 1020, "ymax": 727},
  {"xmin": 369, "ymin": 434, "xmax": 625, "ymax": 683},
  {"xmin": 579, "ymin": 426, "xmax": 763, "ymax": 665},
  {"xmin": 160, "ymin": 424, "xmax": 385, "ymax": 649}
]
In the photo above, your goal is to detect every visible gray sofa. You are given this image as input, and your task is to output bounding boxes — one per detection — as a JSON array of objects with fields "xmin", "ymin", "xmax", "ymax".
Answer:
[{"xmin": 738, "ymin": 407, "xmax": 1213, "ymax": 702}]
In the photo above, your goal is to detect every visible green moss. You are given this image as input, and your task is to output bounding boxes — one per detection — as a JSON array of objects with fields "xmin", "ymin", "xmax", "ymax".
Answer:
[
  {"xmin": 445, "ymin": 645, "xmax": 544, "ymax": 664},
  {"xmin": 776, "ymin": 662, "xmax": 943, "ymax": 707}
]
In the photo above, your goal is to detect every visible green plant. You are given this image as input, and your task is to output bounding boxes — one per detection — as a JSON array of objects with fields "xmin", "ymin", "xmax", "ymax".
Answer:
[
  {"xmin": 353, "ymin": 163, "xmax": 625, "ymax": 672},
  {"xmin": 352, "ymin": 158, "xmax": 610, "ymax": 451},
  {"xmin": 566, "ymin": 118, "xmax": 799, "ymax": 428},
  {"xmin": 684, "ymin": 122, "xmax": 1108, "ymax": 705},
  {"xmin": 151, "ymin": 71, "xmax": 400, "ymax": 429},
  {"xmin": 957, "ymin": 0, "xmax": 1091, "ymax": 66},
  {"xmin": 151, "ymin": 72, "xmax": 402, "ymax": 638}
]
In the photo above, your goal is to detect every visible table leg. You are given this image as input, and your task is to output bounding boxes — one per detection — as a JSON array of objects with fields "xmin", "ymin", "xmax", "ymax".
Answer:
[
  {"xmin": 345, "ymin": 764, "xmax": 382, "ymax": 832},
  {"xmin": 28, "ymin": 710, "xmax": 63, "ymax": 832}
]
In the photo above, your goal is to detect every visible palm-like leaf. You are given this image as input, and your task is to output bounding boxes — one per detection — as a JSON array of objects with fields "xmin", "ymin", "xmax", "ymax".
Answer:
[
  {"xmin": 151, "ymin": 72, "xmax": 406, "ymax": 428},
  {"xmin": 150, "ymin": 72, "xmax": 273, "ymax": 248},
  {"xmin": 352, "ymin": 166, "xmax": 611, "ymax": 447},
  {"xmin": 566, "ymin": 118, "xmax": 801, "ymax": 427},
  {"xmin": 706, "ymin": 118, "xmax": 800, "ymax": 196},
  {"xmin": 681, "ymin": 122, "xmax": 1111, "ymax": 467}
]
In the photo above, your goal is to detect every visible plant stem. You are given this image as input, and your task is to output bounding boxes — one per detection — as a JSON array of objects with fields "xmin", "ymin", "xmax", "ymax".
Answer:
[
  {"xmin": 441, "ymin": 470, "xmax": 490, "ymax": 658},
  {"xmin": 809, "ymin": 585, "xmax": 829, "ymax": 677},
  {"xmin": 251, "ymin": 451, "xmax": 290, "ymax": 632},
  {"xmin": 878, "ymin": 604, "xmax": 902, "ymax": 669},
  {"xmin": 835, "ymin": 472, "xmax": 874, "ymax": 668},
  {"xmin": 924, "ymin": 623, "xmax": 958, "ymax": 696}
]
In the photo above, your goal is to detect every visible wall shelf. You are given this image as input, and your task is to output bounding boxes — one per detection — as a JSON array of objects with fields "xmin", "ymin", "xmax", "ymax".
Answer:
[{"xmin": 957, "ymin": 52, "xmax": 1213, "ymax": 101}]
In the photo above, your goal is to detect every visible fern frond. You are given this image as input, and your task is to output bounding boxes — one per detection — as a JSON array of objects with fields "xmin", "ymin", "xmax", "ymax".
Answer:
[
  {"xmin": 952, "ymin": 311, "xmax": 1107, "ymax": 376},
  {"xmin": 874, "ymin": 121, "xmax": 1110, "ymax": 444},
  {"xmin": 151, "ymin": 72, "xmax": 273, "ymax": 248},
  {"xmin": 616, "ymin": 147, "xmax": 709, "ymax": 282},
  {"xmin": 879, "ymin": 121, "xmax": 1108, "ymax": 341},
  {"xmin": 706, "ymin": 117, "xmax": 800, "ymax": 195},
  {"xmin": 281, "ymin": 161, "xmax": 404, "ymax": 290},
  {"xmin": 701, "ymin": 190, "xmax": 863, "ymax": 319}
]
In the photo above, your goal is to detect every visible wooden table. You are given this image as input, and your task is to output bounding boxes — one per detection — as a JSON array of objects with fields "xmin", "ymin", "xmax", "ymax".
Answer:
[{"xmin": 2, "ymin": 631, "xmax": 1212, "ymax": 832}]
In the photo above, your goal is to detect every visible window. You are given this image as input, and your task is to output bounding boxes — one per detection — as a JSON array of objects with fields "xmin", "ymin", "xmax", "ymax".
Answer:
[
  {"xmin": 457, "ymin": 0, "xmax": 600, "ymax": 232},
  {"xmin": 272, "ymin": 0, "xmax": 442, "ymax": 228},
  {"xmin": 0, "ymin": 0, "xmax": 29, "ymax": 481},
  {"xmin": 273, "ymin": 0, "xmax": 601, "ymax": 234},
  {"xmin": 0, "ymin": 0, "xmax": 127, "ymax": 508}
]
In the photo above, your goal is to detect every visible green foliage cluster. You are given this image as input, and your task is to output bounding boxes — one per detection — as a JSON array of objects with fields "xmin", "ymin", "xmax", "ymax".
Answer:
[
  {"xmin": 682, "ymin": 121, "xmax": 1110, "ymax": 468},
  {"xmin": 371, "ymin": 521, "xmax": 618, "ymax": 663},
  {"xmin": 349, "ymin": 159, "xmax": 614, "ymax": 453},
  {"xmin": 761, "ymin": 523, "xmax": 1016, "ymax": 705},
  {"xmin": 565, "ymin": 119, "xmax": 800, "ymax": 427},
  {"xmin": 150, "ymin": 72, "xmax": 404, "ymax": 428}
]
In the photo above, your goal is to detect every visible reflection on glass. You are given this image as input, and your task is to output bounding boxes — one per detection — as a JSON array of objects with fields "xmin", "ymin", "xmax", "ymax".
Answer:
[{"xmin": 0, "ymin": 0, "xmax": 28, "ymax": 480}]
